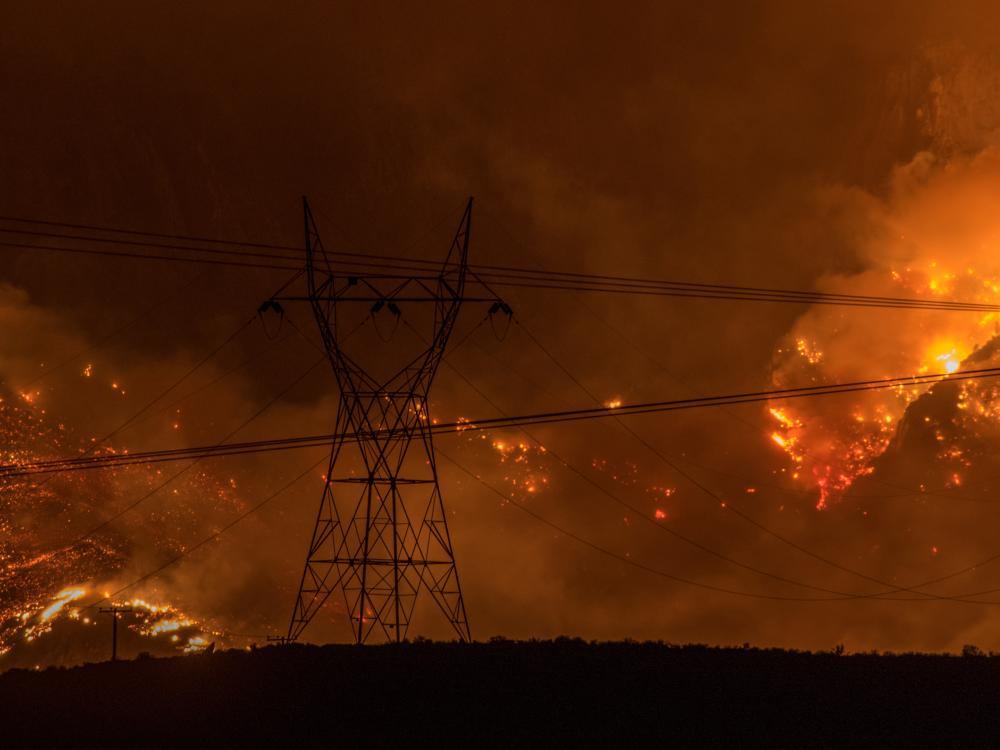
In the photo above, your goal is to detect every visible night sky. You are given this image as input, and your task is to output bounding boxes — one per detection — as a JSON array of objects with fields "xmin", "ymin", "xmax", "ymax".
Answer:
[{"xmin": 5, "ymin": 2, "xmax": 1000, "ymax": 665}]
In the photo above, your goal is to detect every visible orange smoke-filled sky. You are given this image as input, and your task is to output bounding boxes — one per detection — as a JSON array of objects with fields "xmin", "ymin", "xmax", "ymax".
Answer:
[{"xmin": 7, "ymin": 2, "xmax": 1000, "ymax": 661}]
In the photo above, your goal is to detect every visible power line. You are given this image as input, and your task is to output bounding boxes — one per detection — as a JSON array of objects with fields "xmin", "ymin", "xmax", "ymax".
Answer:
[
  {"xmin": 0, "ymin": 239, "xmax": 299, "ymax": 272},
  {"xmin": 76, "ymin": 267, "xmax": 305, "ymax": 452},
  {"xmin": 431, "ymin": 317, "xmax": 1000, "ymax": 603},
  {"xmin": 124, "ymin": 325, "xmax": 300, "ymax": 434},
  {"xmin": 1, "ymin": 363, "xmax": 994, "ymax": 478},
  {"xmin": 424, "ymin": 323, "xmax": 879, "ymax": 599},
  {"xmin": 3, "ymin": 274, "xmax": 319, "ymax": 584},
  {"xmin": 412, "ymin": 318, "xmax": 930, "ymax": 601},
  {"xmin": 71, "ymin": 355, "xmax": 326, "ymax": 549},
  {"xmin": 0, "ymin": 214, "xmax": 305, "ymax": 252},
  {"xmin": 459, "ymin": 301, "xmax": 1000, "ymax": 596},
  {"xmin": 7, "ymin": 307, "xmax": 262, "ymax": 507},
  {"xmin": 0, "ymin": 226, "xmax": 302, "ymax": 264},
  {"xmin": 14, "ymin": 352, "xmax": 328, "ymax": 584},
  {"xmin": 5, "ymin": 203, "xmax": 1000, "ymax": 612},
  {"xmin": 96, "ymin": 316, "xmax": 258, "ymax": 445},
  {"xmin": 439, "ymin": 448, "xmax": 1000, "ymax": 604},
  {"xmin": 510, "ymin": 317, "xmax": 1000, "ymax": 602},
  {"xmin": 10, "ymin": 315, "xmax": 364, "ymax": 579},
  {"xmin": 438, "ymin": 448, "xmax": 849, "ymax": 602},
  {"xmin": 562, "ymin": 293, "xmax": 1000, "ymax": 596},
  {"xmin": 18, "ymin": 292, "xmax": 177, "ymax": 391},
  {"xmin": 81, "ymin": 457, "xmax": 327, "ymax": 612},
  {"xmin": 71, "ymin": 431, "xmax": 1000, "ymax": 616},
  {"xmin": 4, "ymin": 217, "xmax": 1000, "ymax": 312},
  {"xmin": 68, "ymin": 419, "xmax": 1000, "ymax": 614},
  {"xmin": 429, "ymin": 294, "xmax": 1000, "ymax": 605},
  {"xmin": 418, "ymin": 318, "xmax": 868, "ymax": 601},
  {"xmin": 570, "ymin": 290, "xmax": 1000, "ymax": 509},
  {"xmin": 7, "ymin": 232, "xmax": 993, "ymax": 312}
]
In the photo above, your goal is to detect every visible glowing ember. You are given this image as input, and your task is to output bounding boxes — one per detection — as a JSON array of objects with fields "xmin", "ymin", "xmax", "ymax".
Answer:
[
  {"xmin": 490, "ymin": 439, "xmax": 550, "ymax": 499},
  {"xmin": 795, "ymin": 338, "xmax": 824, "ymax": 365}
]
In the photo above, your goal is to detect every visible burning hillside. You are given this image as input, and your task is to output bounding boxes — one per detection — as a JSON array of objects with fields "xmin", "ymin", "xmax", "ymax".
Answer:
[
  {"xmin": 0, "ymin": 384, "xmax": 251, "ymax": 668},
  {"xmin": 768, "ymin": 148, "xmax": 1000, "ymax": 508}
]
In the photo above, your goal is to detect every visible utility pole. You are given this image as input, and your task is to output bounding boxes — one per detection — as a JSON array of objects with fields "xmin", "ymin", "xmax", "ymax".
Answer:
[
  {"xmin": 268, "ymin": 197, "xmax": 502, "ymax": 644},
  {"xmin": 98, "ymin": 606, "xmax": 133, "ymax": 661}
]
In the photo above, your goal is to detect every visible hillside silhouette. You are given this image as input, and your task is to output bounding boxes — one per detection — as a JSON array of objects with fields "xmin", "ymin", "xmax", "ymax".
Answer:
[{"xmin": 4, "ymin": 639, "xmax": 1000, "ymax": 745}]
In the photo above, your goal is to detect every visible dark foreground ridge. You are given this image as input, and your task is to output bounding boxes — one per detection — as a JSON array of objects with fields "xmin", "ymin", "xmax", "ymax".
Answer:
[{"xmin": 4, "ymin": 639, "xmax": 1000, "ymax": 746}]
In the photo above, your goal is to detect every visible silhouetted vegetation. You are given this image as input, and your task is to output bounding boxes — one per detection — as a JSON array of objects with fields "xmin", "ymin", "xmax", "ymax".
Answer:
[{"xmin": 3, "ymin": 640, "xmax": 1000, "ymax": 745}]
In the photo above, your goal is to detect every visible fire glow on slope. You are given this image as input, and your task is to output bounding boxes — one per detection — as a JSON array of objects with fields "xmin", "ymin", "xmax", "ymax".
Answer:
[
  {"xmin": 768, "ymin": 150, "xmax": 1000, "ymax": 509},
  {"xmin": 0, "ymin": 584, "xmax": 220, "ymax": 659},
  {"xmin": 0, "ymin": 365, "xmax": 253, "ymax": 667}
]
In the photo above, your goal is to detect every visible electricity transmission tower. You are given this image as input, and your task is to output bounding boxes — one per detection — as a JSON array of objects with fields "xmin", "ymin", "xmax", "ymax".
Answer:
[{"xmin": 274, "ymin": 197, "xmax": 496, "ymax": 644}]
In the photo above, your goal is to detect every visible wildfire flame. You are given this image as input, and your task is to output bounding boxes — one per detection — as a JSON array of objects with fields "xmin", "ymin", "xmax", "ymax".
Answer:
[
  {"xmin": 769, "ymin": 150, "xmax": 1000, "ymax": 508},
  {"xmin": 1, "ymin": 584, "xmax": 219, "ymax": 661},
  {"xmin": 0, "ymin": 365, "xmax": 255, "ymax": 668}
]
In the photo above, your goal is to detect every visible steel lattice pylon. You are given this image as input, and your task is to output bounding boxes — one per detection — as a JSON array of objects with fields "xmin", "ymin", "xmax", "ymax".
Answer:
[{"xmin": 282, "ymin": 198, "xmax": 479, "ymax": 644}]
